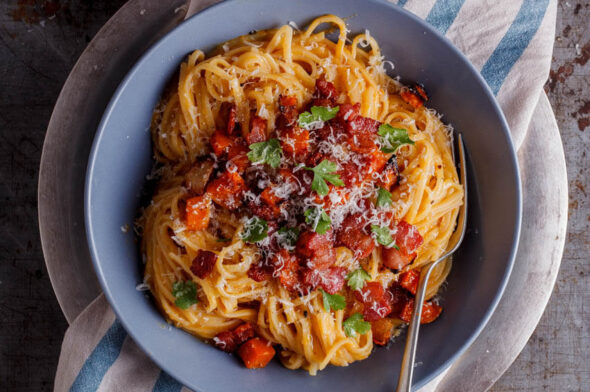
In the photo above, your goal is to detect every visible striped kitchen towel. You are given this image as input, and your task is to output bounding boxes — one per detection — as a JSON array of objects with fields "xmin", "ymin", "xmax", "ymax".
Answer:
[{"xmin": 54, "ymin": 0, "xmax": 557, "ymax": 391}]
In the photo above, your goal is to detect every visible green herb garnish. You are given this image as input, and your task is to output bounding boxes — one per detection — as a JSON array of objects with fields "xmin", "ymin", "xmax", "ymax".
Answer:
[
  {"xmin": 304, "ymin": 207, "xmax": 332, "ymax": 234},
  {"xmin": 172, "ymin": 281, "xmax": 198, "ymax": 309},
  {"xmin": 320, "ymin": 289, "xmax": 346, "ymax": 312},
  {"xmin": 343, "ymin": 313, "xmax": 371, "ymax": 337},
  {"xmin": 276, "ymin": 227, "xmax": 300, "ymax": 250},
  {"xmin": 247, "ymin": 139, "xmax": 283, "ymax": 168},
  {"xmin": 346, "ymin": 268, "xmax": 371, "ymax": 291},
  {"xmin": 376, "ymin": 187, "xmax": 393, "ymax": 208},
  {"xmin": 305, "ymin": 160, "xmax": 345, "ymax": 196},
  {"xmin": 298, "ymin": 106, "xmax": 340, "ymax": 129},
  {"xmin": 378, "ymin": 124, "xmax": 414, "ymax": 154},
  {"xmin": 371, "ymin": 225, "xmax": 399, "ymax": 248},
  {"xmin": 241, "ymin": 217, "xmax": 268, "ymax": 243}
]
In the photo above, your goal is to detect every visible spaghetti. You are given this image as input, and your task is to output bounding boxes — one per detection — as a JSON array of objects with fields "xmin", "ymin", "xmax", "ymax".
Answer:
[{"xmin": 139, "ymin": 15, "xmax": 463, "ymax": 374}]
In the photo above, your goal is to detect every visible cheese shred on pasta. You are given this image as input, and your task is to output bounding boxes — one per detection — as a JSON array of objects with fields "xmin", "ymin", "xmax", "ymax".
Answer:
[{"xmin": 139, "ymin": 15, "xmax": 463, "ymax": 375}]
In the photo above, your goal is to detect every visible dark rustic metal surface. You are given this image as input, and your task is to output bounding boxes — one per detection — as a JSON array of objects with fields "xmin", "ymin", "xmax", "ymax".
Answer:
[
  {"xmin": 0, "ymin": 1, "xmax": 587, "ymax": 392},
  {"xmin": 491, "ymin": 2, "xmax": 590, "ymax": 391},
  {"xmin": 0, "ymin": 1, "xmax": 126, "ymax": 391}
]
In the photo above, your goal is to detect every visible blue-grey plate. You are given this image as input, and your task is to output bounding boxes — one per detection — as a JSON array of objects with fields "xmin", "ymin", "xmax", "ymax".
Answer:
[{"xmin": 85, "ymin": 0, "xmax": 521, "ymax": 390}]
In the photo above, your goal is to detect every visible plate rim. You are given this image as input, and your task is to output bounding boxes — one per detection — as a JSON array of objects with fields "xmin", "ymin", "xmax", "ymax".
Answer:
[{"xmin": 84, "ymin": 0, "xmax": 522, "ymax": 390}]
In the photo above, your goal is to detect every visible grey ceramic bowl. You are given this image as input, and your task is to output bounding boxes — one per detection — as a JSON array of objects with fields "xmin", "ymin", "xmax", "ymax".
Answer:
[{"xmin": 85, "ymin": 0, "xmax": 521, "ymax": 390}]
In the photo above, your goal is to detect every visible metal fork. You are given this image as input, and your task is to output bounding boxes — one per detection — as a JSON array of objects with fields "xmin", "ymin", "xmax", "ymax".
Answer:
[{"xmin": 396, "ymin": 133, "xmax": 468, "ymax": 392}]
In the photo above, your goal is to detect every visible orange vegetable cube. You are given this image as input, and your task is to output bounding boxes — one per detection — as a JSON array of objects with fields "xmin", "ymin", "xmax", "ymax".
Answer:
[
  {"xmin": 246, "ymin": 115, "xmax": 267, "ymax": 145},
  {"xmin": 211, "ymin": 129, "xmax": 233, "ymax": 157},
  {"xmin": 279, "ymin": 95, "xmax": 297, "ymax": 107},
  {"xmin": 237, "ymin": 337, "xmax": 276, "ymax": 369},
  {"xmin": 399, "ymin": 269, "xmax": 421, "ymax": 295},
  {"xmin": 280, "ymin": 127, "xmax": 309, "ymax": 160},
  {"xmin": 399, "ymin": 299, "xmax": 442, "ymax": 324},
  {"xmin": 371, "ymin": 318, "xmax": 396, "ymax": 346},
  {"xmin": 420, "ymin": 302, "xmax": 442, "ymax": 323},
  {"xmin": 206, "ymin": 171, "xmax": 246, "ymax": 210},
  {"xmin": 185, "ymin": 195, "xmax": 212, "ymax": 231},
  {"xmin": 347, "ymin": 131, "xmax": 377, "ymax": 154},
  {"xmin": 377, "ymin": 163, "xmax": 399, "ymax": 191},
  {"xmin": 278, "ymin": 169, "xmax": 299, "ymax": 188},
  {"xmin": 365, "ymin": 150, "xmax": 388, "ymax": 178},
  {"xmin": 260, "ymin": 187, "xmax": 281, "ymax": 206},
  {"xmin": 381, "ymin": 247, "xmax": 414, "ymax": 271},
  {"xmin": 251, "ymin": 187, "xmax": 281, "ymax": 220},
  {"xmin": 227, "ymin": 143, "xmax": 250, "ymax": 173},
  {"xmin": 400, "ymin": 90, "xmax": 424, "ymax": 109}
]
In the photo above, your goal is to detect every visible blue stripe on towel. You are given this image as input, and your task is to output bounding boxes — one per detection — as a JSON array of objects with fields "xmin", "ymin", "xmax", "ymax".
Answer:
[
  {"xmin": 480, "ymin": 0, "xmax": 550, "ymax": 95},
  {"xmin": 425, "ymin": 0, "xmax": 467, "ymax": 35},
  {"xmin": 152, "ymin": 371, "xmax": 184, "ymax": 392},
  {"xmin": 69, "ymin": 319, "xmax": 127, "ymax": 392}
]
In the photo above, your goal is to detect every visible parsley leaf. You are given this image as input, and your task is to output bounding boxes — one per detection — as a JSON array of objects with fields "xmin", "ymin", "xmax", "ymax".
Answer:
[
  {"xmin": 241, "ymin": 217, "xmax": 268, "ymax": 243},
  {"xmin": 298, "ymin": 106, "xmax": 340, "ymax": 129},
  {"xmin": 378, "ymin": 124, "xmax": 414, "ymax": 154},
  {"xmin": 247, "ymin": 139, "xmax": 283, "ymax": 168},
  {"xmin": 346, "ymin": 268, "xmax": 371, "ymax": 291},
  {"xmin": 371, "ymin": 225, "xmax": 393, "ymax": 246},
  {"xmin": 172, "ymin": 281, "xmax": 198, "ymax": 309},
  {"xmin": 320, "ymin": 289, "xmax": 346, "ymax": 312},
  {"xmin": 343, "ymin": 313, "xmax": 372, "ymax": 337},
  {"xmin": 304, "ymin": 207, "xmax": 331, "ymax": 234},
  {"xmin": 305, "ymin": 160, "xmax": 345, "ymax": 196},
  {"xmin": 276, "ymin": 227, "xmax": 300, "ymax": 250},
  {"xmin": 371, "ymin": 225, "xmax": 399, "ymax": 248},
  {"xmin": 376, "ymin": 187, "xmax": 393, "ymax": 208}
]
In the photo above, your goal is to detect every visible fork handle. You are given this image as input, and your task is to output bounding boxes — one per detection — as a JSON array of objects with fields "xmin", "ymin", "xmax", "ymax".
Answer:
[
  {"xmin": 396, "ymin": 133, "xmax": 467, "ymax": 391},
  {"xmin": 395, "ymin": 263, "xmax": 436, "ymax": 392}
]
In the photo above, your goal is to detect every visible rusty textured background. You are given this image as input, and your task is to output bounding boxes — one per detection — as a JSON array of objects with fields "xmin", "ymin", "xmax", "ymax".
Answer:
[
  {"xmin": 0, "ymin": 0, "xmax": 587, "ymax": 391},
  {"xmin": 491, "ymin": 1, "xmax": 590, "ymax": 391}
]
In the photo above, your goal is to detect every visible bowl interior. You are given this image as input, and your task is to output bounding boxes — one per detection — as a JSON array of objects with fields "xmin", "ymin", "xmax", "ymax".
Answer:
[{"xmin": 86, "ymin": 0, "xmax": 521, "ymax": 390}]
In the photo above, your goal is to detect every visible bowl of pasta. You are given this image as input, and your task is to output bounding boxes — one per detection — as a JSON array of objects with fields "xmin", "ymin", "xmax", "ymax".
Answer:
[{"xmin": 85, "ymin": 0, "xmax": 521, "ymax": 390}]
